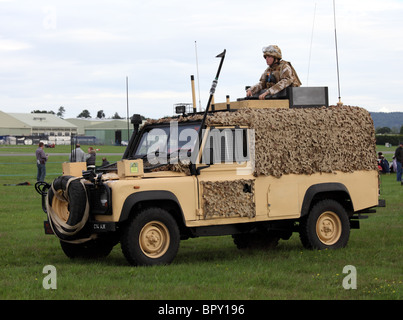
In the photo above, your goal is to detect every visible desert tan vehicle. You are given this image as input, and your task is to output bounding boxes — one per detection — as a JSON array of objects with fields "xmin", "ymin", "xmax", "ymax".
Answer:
[{"xmin": 36, "ymin": 52, "xmax": 383, "ymax": 266}]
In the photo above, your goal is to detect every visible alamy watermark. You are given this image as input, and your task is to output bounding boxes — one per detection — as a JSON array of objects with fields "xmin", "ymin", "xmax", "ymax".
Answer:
[
  {"xmin": 41, "ymin": 264, "xmax": 356, "ymax": 291},
  {"xmin": 342, "ymin": 265, "xmax": 357, "ymax": 290},
  {"xmin": 42, "ymin": 265, "xmax": 57, "ymax": 290},
  {"xmin": 141, "ymin": 121, "xmax": 255, "ymax": 173}
]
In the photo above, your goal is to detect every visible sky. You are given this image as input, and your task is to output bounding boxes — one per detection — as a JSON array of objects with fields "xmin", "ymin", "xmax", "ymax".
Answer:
[{"xmin": 1, "ymin": 0, "xmax": 403, "ymax": 119}]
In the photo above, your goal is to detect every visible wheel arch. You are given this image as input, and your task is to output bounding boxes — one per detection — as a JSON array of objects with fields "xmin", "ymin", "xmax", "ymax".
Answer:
[
  {"xmin": 119, "ymin": 190, "xmax": 188, "ymax": 236},
  {"xmin": 300, "ymin": 183, "xmax": 354, "ymax": 218}
]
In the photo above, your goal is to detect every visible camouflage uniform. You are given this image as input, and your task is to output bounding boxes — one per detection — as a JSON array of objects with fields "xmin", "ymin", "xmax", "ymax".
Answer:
[{"xmin": 249, "ymin": 45, "xmax": 301, "ymax": 96}]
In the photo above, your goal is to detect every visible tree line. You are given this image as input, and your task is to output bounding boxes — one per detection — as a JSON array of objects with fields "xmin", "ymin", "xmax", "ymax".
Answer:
[
  {"xmin": 375, "ymin": 125, "xmax": 403, "ymax": 146},
  {"xmin": 376, "ymin": 126, "xmax": 403, "ymax": 135},
  {"xmin": 31, "ymin": 106, "xmax": 127, "ymax": 119}
]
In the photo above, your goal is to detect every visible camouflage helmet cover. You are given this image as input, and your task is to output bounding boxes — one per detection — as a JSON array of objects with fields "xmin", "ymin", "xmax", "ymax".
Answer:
[{"xmin": 262, "ymin": 45, "xmax": 282, "ymax": 59}]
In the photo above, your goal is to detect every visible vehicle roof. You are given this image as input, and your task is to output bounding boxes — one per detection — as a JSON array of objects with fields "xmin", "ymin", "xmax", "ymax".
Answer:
[{"xmin": 145, "ymin": 105, "xmax": 377, "ymax": 177}]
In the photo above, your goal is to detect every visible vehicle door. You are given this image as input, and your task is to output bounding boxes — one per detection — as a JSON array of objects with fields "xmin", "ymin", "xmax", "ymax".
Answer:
[{"xmin": 195, "ymin": 126, "xmax": 256, "ymax": 221}]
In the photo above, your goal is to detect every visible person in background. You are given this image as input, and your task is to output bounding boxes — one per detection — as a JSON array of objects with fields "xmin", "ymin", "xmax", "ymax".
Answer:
[
  {"xmin": 69, "ymin": 143, "xmax": 86, "ymax": 162},
  {"xmin": 390, "ymin": 156, "xmax": 397, "ymax": 173},
  {"xmin": 86, "ymin": 147, "xmax": 96, "ymax": 169},
  {"xmin": 101, "ymin": 157, "xmax": 110, "ymax": 166},
  {"xmin": 377, "ymin": 153, "xmax": 390, "ymax": 174},
  {"xmin": 35, "ymin": 142, "xmax": 48, "ymax": 181},
  {"xmin": 394, "ymin": 142, "xmax": 403, "ymax": 184}
]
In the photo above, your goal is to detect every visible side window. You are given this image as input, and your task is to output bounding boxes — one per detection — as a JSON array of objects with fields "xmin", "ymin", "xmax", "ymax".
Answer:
[{"xmin": 201, "ymin": 128, "xmax": 250, "ymax": 164}]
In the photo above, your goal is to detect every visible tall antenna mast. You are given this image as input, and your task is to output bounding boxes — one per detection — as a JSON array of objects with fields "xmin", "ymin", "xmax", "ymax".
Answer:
[
  {"xmin": 194, "ymin": 41, "xmax": 202, "ymax": 111},
  {"xmin": 307, "ymin": 3, "xmax": 317, "ymax": 86},
  {"xmin": 126, "ymin": 76, "xmax": 130, "ymax": 141},
  {"xmin": 333, "ymin": 0, "xmax": 343, "ymax": 106}
]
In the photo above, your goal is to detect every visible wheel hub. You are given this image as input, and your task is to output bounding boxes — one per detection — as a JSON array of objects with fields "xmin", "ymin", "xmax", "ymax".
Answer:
[
  {"xmin": 139, "ymin": 221, "xmax": 170, "ymax": 258},
  {"xmin": 316, "ymin": 211, "xmax": 342, "ymax": 245}
]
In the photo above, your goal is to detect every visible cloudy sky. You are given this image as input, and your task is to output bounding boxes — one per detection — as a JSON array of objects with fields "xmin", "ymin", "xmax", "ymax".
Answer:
[{"xmin": 1, "ymin": 0, "xmax": 403, "ymax": 119}]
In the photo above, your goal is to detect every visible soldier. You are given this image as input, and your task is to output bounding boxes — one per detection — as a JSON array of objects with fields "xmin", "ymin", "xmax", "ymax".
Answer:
[{"xmin": 246, "ymin": 45, "xmax": 301, "ymax": 99}]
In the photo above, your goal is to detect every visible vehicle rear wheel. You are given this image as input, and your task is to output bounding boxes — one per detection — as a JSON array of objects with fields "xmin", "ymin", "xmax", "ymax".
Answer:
[
  {"xmin": 299, "ymin": 199, "xmax": 350, "ymax": 249},
  {"xmin": 121, "ymin": 207, "xmax": 180, "ymax": 266}
]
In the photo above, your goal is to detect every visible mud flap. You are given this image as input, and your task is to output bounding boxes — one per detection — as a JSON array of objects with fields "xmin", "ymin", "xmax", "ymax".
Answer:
[{"xmin": 349, "ymin": 220, "xmax": 360, "ymax": 230}]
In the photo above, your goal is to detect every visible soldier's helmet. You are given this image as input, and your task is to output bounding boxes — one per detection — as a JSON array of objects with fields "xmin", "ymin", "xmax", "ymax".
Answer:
[{"xmin": 262, "ymin": 45, "xmax": 282, "ymax": 60}]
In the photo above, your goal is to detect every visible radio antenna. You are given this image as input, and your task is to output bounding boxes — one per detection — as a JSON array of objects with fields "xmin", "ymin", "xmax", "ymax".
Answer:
[
  {"xmin": 333, "ymin": 0, "xmax": 343, "ymax": 106},
  {"xmin": 307, "ymin": 3, "xmax": 317, "ymax": 86},
  {"xmin": 194, "ymin": 41, "xmax": 202, "ymax": 111},
  {"xmin": 126, "ymin": 76, "xmax": 130, "ymax": 141}
]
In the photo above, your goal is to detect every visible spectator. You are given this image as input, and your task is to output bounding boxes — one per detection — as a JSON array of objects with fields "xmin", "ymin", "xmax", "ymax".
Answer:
[
  {"xmin": 377, "ymin": 154, "xmax": 390, "ymax": 174},
  {"xmin": 35, "ymin": 142, "xmax": 48, "ymax": 181},
  {"xmin": 69, "ymin": 143, "xmax": 86, "ymax": 162},
  {"xmin": 101, "ymin": 157, "xmax": 110, "ymax": 166},
  {"xmin": 86, "ymin": 147, "xmax": 96, "ymax": 170},
  {"xmin": 394, "ymin": 142, "xmax": 403, "ymax": 184},
  {"xmin": 390, "ymin": 156, "xmax": 397, "ymax": 173}
]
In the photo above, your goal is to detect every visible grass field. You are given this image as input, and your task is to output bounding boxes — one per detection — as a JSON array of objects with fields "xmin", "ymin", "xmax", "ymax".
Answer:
[{"xmin": 0, "ymin": 145, "xmax": 401, "ymax": 300}]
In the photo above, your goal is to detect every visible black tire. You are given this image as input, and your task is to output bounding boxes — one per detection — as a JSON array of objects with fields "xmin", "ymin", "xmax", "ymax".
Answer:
[
  {"xmin": 121, "ymin": 207, "xmax": 180, "ymax": 266},
  {"xmin": 299, "ymin": 199, "xmax": 350, "ymax": 249},
  {"xmin": 60, "ymin": 238, "xmax": 114, "ymax": 259}
]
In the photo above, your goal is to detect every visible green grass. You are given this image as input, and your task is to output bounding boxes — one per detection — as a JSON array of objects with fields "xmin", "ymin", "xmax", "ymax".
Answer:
[{"xmin": 0, "ymin": 147, "xmax": 402, "ymax": 300}]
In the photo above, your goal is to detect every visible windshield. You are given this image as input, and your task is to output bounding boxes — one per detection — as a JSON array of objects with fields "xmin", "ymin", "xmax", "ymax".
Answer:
[{"xmin": 132, "ymin": 121, "xmax": 201, "ymax": 166}]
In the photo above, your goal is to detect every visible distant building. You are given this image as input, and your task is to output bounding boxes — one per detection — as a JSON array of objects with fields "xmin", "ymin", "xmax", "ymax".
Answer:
[
  {"xmin": 65, "ymin": 118, "xmax": 135, "ymax": 145},
  {"xmin": 0, "ymin": 110, "xmax": 77, "ymax": 145},
  {"xmin": 0, "ymin": 110, "xmax": 141, "ymax": 145}
]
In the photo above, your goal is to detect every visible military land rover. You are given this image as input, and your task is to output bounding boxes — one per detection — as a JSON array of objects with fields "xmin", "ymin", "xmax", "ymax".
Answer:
[{"xmin": 36, "ymin": 51, "xmax": 383, "ymax": 266}]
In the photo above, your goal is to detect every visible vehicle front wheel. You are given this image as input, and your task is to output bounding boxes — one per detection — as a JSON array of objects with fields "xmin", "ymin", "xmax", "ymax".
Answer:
[
  {"xmin": 121, "ymin": 207, "xmax": 180, "ymax": 266},
  {"xmin": 299, "ymin": 199, "xmax": 350, "ymax": 250},
  {"xmin": 60, "ymin": 238, "xmax": 115, "ymax": 259}
]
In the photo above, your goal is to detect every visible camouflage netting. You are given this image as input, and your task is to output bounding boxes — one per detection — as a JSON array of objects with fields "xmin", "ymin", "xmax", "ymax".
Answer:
[
  {"xmin": 147, "ymin": 106, "xmax": 377, "ymax": 219},
  {"xmin": 207, "ymin": 106, "xmax": 377, "ymax": 178},
  {"xmin": 148, "ymin": 106, "xmax": 377, "ymax": 178},
  {"xmin": 148, "ymin": 161, "xmax": 192, "ymax": 176},
  {"xmin": 201, "ymin": 180, "xmax": 255, "ymax": 218},
  {"xmin": 144, "ymin": 114, "xmax": 203, "ymax": 125}
]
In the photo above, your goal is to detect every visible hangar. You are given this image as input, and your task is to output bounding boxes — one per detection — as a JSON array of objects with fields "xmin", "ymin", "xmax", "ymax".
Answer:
[
  {"xmin": 0, "ymin": 110, "xmax": 136, "ymax": 145},
  {"xmin": 0, "ymin": 110, "xmax": 77, "ymax": 145},
  {"xmin": 65, "ymin": 118, "xmax": 134, "ymax": 145}
]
